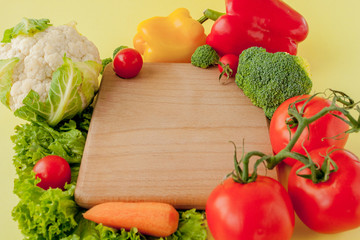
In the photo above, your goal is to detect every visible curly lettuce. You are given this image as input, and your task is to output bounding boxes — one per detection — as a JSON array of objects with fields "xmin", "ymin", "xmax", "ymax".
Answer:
[
  {"xmin": 61, "ymin": 210, "xmax": 207, "ymax": 240},
  {"xmin": 11, "ymin": 107, "xmax": 93, "ymax": 239},
  {"xmin": 12, "ymin": 175, "xmax": 79, "ymax": 240},
  {"xmin": 11, "ymin": 107, "xmax": 92, "ymax": 181}
]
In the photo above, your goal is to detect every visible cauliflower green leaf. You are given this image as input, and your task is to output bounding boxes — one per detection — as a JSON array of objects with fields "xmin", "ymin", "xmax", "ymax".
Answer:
[
  {"xmin": 0, "ymin": 57, "xmax": 19, "ymax": 108},
  {"xmin": 14, "ymin": 56, "xmax": 101, "ymax": 126},
  {"xmin": 1, "ymin": 18, "xmax": 51, "ymax": 43}
]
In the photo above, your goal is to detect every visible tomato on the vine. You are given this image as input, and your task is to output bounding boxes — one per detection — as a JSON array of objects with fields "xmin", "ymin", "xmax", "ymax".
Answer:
[
  {"xmin": 288, "ymin": 148, "xmax": 360, "ymax": 233},
  {"xmin": 269, "ymin": 95, "xmax": 349, "ymax": 166},
  {"xmin": 33, "ymin": 155, "xmax": 71, "ymax": 190},
  {"xmin": 218, "ymin": 54, "xmax": 239, "ymax": 78},
  {"xmin": 206, "ymin": 176, "xmax": 294, "ymax": 240},
  {"xmin": 113, "ymin": 48, "xmax": 143, "ymax": 79}
]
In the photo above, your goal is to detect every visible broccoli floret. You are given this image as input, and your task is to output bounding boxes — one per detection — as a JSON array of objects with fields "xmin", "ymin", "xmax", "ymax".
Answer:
[
  {"xmin": 235, "ymin": 47, "xmax": 312, "ymax": 119},
  {"xmin": 191, "ymin": 44, "xmax": 219, "ymax": 68},
  {"xmin": 101, "ymin": 46, "xmax": 129, "ymax": 75},
  {"xmin": 101, "ymin": 57, "xmax": 112, "ymax": 74},
  {"xmin": 112, "ymin": 45, "xmax": 128, "ymax": 58}
]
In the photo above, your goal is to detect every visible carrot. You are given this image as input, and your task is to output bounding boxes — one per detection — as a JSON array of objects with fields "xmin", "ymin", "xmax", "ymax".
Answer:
[{"xmin": 83, "ymin": 201, "xmax": 179, "ymax": 237}]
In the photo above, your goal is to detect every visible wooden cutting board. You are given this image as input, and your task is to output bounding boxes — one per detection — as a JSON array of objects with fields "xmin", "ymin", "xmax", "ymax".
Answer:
[{"xmin": 75, "ymin": 63, "xmax": 276, "ymax": 210}]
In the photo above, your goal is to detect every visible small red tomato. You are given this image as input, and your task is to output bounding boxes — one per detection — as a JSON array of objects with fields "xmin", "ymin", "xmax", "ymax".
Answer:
[
  {"xmin": 33, "ymin": 155, "xmax": 71, "ymax": 190},
  {"xmin": 288, "ymin": 148, "xmax": 360, "ymax": 233},
  {"xmin": 218, "ymin": 54, "xmax": 239, "ymax": 78},
  {"xmin": 113, "ymin": 48, "xmax": 143, "ymax": 79},
  {"xmin": 206, "ymin": 176, "xmax": 295, "ymax": 240}
]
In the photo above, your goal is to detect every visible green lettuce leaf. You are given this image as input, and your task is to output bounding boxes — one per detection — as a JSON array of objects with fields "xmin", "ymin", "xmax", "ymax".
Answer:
[
  {"xmin": 14, "ymin": 56, "xmax": 101, "ymax": 126},
  {"xmin": 149, "ymin": 209, "xmax": 207, "ymax": 240},
  {"xmin": 11, "ymin": 107, "xmax": 92, "ymax": 178},
  {"xmin": 61, "ymin": 209, "xmax": 207, "ymax": 240},
  {"xmin": 1, "ymin": 18, "xmax": 51, "ymax": 43},
  {"xmin": 0, "ymin": 57, "xmax": 19, "ymax": 108},
  {"xmin": 11, "ymin": 107, "xmax": 92, "ymax": 239},
  {"xmin": 61, "ymin": 216, "xmax": 102, "ymax": 240},
  {"xmin": 62, "ymin": 217, "xmax": 145, "ymax": 240},
  {"xmin": 12, "ymin": 174, "xmax": 79, "ymax": 240}
]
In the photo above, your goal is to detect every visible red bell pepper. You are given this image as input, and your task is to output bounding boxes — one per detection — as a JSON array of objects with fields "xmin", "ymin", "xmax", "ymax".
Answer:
[{"xmin": 205, "ymin": 0, "xmax": 309, "ymax": 56}]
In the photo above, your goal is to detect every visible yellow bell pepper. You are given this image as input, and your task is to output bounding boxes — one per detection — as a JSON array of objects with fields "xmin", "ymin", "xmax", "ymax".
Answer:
[{"xmin": 133, "ymin": 8, "xmax": 207, "ymax": 63}]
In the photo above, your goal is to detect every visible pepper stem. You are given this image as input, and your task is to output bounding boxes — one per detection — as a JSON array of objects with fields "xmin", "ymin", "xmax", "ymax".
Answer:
[{"xmin": 197, "ymin": 9, "xmax": 225, "ymax": 24}]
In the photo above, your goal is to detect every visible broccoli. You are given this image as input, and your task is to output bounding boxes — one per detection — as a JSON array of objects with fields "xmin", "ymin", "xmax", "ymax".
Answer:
[
  {"xmin": 101, "ymin": 57, "xmax": 113, "ymax": 74},
  {"xmin": 112, "ymin": 45, "xmax": 128, "ymax": 58},
  {"xmin": 100, "ymin": 46, "xmax": 129, "ymax": 74},
  {"xmin": 191, "ymin": 44, "xmax": 219, "ymax": 68},
  {"xmin": 235, "ymin": 47, "xmax": 312, "ymax": 119}
]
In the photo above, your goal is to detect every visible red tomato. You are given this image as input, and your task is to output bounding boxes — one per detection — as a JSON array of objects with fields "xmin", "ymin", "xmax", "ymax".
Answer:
[
  {"xmin": 218, "ymin": 54, "xmax": 239, "ymax": 78},
  {"xmin": 206, "ymin": 176, "xmax": 294, "ymax": 240},
  {"xmin": 33, "ymin": 155, "xmax": 71, "ymax": 190},
  {"xmin": 288, "ymin": 148, "xmax": 360, "ymax": 233},
  {"xmin": 113, "ymin": 48, "xmax": 143, "ymax": 79},
  {"xmin": 269, "ymin": 95, "xmax": 349, "ymax": 166}
]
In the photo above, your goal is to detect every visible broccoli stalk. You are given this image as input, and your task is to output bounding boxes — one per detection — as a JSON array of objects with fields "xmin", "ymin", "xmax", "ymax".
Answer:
[{"xmin": 235, "ymin": 47, "xmax": 312, "ymax": 119}]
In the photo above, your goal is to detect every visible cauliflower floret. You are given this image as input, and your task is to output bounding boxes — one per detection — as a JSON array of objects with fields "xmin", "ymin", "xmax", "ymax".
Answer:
[{"xmin": 0, "ymin": 23, "xmax": 101, "ymax": 111}]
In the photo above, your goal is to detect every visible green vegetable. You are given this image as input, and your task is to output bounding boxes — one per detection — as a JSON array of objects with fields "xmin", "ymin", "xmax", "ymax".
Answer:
[
  {"xmin": 11, "ymin": 107, "xmax": 91, "ymax": 179},
  {"xmin": 62, "ymin": 217, "xmax": 145, "ymax": 240},
  {"xmin": 1, "ymin": 18, "xmax": 51, "ymax": 43},
  {"xmin": 161, "ymin": 209, "xmax": 207, "ymax": 240},
  {"xmin": 101, "ymin": 58, "xmax": 113, "ymax": 74},
  {"xmin": 191, "ymin": 44, "xmax": 219, "ymax": 69},
  {"xmin": 12, "ymin": 174, "xmax": 79, "ymax": 240},
  {"xmin": 235, "ymin": 47, "xmax": 312, "ymax": 118},
  {"xmin": 113, "ymin": 45, "xmax": 129, "ymax": 58},
  {"xmin": 13, "ymin": 56, "xmax": 101, "ymax": 126},
  {"xmin": 0, "ymin": 57, "xmax": 19, "ymax": 107},
  {"xmin": 11, "ymin": 107, "xmax": 91, "ymax": 240},
  {"xmin": 63, "ymin": 209, "xmax": 206, "ymax": 240},
  {"xmin": 101, "ymin": 46, "xmax": 129, "ymax": 74}
]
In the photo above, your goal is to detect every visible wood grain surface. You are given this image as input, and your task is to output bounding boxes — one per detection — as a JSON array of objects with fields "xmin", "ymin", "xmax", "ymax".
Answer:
[{"xmin": 75, "ymin": 63, "xmax": 276, "ymax": 209}]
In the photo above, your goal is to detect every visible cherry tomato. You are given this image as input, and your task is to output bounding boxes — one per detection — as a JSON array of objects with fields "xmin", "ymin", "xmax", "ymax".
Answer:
[
  {"xmin": 33, "ymin": 155, "xmax": 71, "ymax": 190},
  {"xmin": 113, "ymin": 48, "xmax": 143, "ymax": 79},
  {"xmin": 218, "ymin": 54, "xmax": 239, "ymax": 78},
  {"xmin": 288, "ymin": 148, "xmax": 360, "ymax": 233},
  {"xmin": 206, "ymin": 176, "xmax": 294, "ymax": 240},
  {"xmin": 269, "ymin": 95, "xmax": 349, "ymax": 166}
]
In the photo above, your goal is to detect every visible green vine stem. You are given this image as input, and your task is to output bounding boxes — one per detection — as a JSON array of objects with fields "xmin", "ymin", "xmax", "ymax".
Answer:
[{"xmin": 231, "ymin": 90, "xmax": 360, "ymax": 184}]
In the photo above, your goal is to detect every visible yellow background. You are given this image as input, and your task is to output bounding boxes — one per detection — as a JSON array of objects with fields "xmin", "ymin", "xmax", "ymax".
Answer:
[{"xmin": 0, "ymin": 0, "xmax": 359, "ymax": 239}]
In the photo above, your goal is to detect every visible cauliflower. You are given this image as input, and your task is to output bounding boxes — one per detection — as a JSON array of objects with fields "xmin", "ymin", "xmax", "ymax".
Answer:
[{"xmin": 0, "ymin": 18, "xmax": 102, "ymax": 126}]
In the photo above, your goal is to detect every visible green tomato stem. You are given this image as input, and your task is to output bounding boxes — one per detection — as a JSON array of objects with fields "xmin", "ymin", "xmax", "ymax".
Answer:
[{"xmin": 235, "ymin": 90, "xmax": 360, "ymax": 184}]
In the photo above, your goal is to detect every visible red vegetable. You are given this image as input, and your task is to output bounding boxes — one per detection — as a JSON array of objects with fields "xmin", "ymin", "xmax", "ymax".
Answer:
[
  {"xmin": 269, "ymin": 95, "xmax": 349, "ymax": 166},
  {"xmin": 218, "ymin": 54, "xmax": 238, "ymax": 78},
  {"xmin": 206, "ymin": 176, "xmax": 294, "ymax": 240},
  {"xmin": 113, "ymin": 48, "xmax": 143, "ymax": 79},
  {"xmin": 33, "ymin": 155, "xmax": 71, "ymax": 190},
  {"xmin": 288, "ymin": 148, "xmax": 360, "ymax": 233},
  {"xmin": 206, "ymin": 0, "xmax": 308, "ymax": 56}
]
